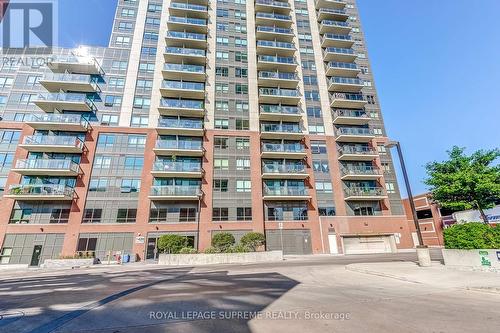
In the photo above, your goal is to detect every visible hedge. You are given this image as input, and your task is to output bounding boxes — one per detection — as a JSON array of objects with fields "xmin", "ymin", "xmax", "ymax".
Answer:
[{"xmin": 444, "ymin": 223, "xmax": 500, "ymax": 249}]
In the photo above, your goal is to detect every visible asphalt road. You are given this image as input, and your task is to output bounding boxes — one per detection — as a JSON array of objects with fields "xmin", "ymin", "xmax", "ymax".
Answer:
[{"xmin": 1, "ymin": 250, "xmax": 499, "ymax": 333}]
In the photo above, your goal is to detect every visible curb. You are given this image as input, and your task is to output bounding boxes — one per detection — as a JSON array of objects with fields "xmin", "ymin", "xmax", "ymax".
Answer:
[{"xmin": 345, "ymin": 264, "xmax": 422, "ymax": 284}]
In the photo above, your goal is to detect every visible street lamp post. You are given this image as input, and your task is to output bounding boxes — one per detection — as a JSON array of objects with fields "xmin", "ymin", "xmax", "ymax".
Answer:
[{"xmin": 386, "ymin": 140, "xmax": 431, "ymax": 267}]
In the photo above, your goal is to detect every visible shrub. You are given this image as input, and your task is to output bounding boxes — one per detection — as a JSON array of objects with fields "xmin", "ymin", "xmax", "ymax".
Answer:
[
  {"xmin": 444, "ymin": 223, "xmax": 500, "ymax": 249},
  {"xmin": 226, "ymin": 244, "xmax": 250, "ymax": 253},
  {"xmin": 211, "ymin": 232, "xmax": 235, "ymax": 252},
  {"xmin": 179, "ymin": 247, "xmax": 197, "ymax": 254},
  {"xmin": 157, "ymin": 234, "xmax": 189, "ymax": 254},
  {"xmin": 240, "ymin": 232, "xmax": 266, "ymax": 251},
  {"xmin": 204, "ymin": 247, "xmax": 219, "ymax": 254}
]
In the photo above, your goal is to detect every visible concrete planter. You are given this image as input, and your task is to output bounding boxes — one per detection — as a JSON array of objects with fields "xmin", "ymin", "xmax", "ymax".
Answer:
[
  {"xmin": 158, "ymin": 251, "xmax": 283, "ymax": 266},
  {"xmin": 0, "ymin": 264, "xmax": 29, "ymax": 271},
  {"xmin": 41, "ymin": 258, "xmax": 96, "ymax": 269},
  {"xmin": 442, "ymin": 249, "xmax": 500, "ymax": 272}
]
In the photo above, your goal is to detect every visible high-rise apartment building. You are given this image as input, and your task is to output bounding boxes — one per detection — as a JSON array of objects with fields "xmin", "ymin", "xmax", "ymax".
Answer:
[{"xmin": 0, "ymin": 0, "xmax": 413, "ymax": 265}]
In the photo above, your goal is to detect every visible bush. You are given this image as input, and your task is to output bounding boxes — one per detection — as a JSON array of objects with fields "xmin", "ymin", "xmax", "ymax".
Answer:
[
  {"xmin": 444, "ymin": 223, "xmax": 500, "ymax": 249},
  {"xmin": 179, "ymin": 247, "xmax": 197, "ymax": 254},
  {"xmin": 211, "ymin": 232, "xmax": 235, "ymax": 252},
  {"xmin": 204, "ymin": 247, "xmax": 219, "ymax": 254},
  {"xmin": 157, "ymin": 234, "xmax": 189, "ymax": 254},
  {"xmin": 240, "ymin": 232, "xmax": 266, "ymax": 251},
  {"xmin": 226, "ymin": 244, "xmax": 250, "ymax": 253}
]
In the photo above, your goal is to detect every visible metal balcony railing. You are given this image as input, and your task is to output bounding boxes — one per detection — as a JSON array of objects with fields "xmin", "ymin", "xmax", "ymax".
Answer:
[
  {"xmin": 156, "ymin": 140, "xmax": 203, "ymax": 151},
  {"xmin": 160, "ymin": 98, "xmax": 204, "ymax": 110},
  {"xmin": 15, "ymin": 159, "xmax": 79, "ymax": 172},
  {"xmin": 262, "ymin": 143, "xmax": 305, "ymax": 153},
  {"xmin": 338, "ymin": 146, "xmax": 377, "ymax": 155},
  {"xmin": 158, "ymin": 118, "xmax": 203, "ymax": 129},
  {"xmin": 168, "ymin": 16, "xmax": 207, "ymax": 26},
  {"xmin": 166, "ymin": 31, "xmax": 206, "ymax": 41},
  {"xmin": 163, "ymin": 63, "xmax": 205, "ymax": 73},
  {"xmin": 152, "ymin": 161, "xmax": 202, "ymax": 173},
  {"xmin": 170, "ymin": 3, "xmax": 207, "ymax": 11},
  {"xmin": 165, "ymin": 47, "xmax": 206, "ymax": 57},
  {"xmin": 260, "ymin": 105, "xmax": 300, "ymax": 115},
  {"xmin": 28, "ymin": 114, "xmax": 89, "ymax": 127},
  {"xmin": 162, "ymin": 80, "xmax": 205, "ymax": 91},
  {"xmin": 336, "ymin": 127, "xmax": 374, "ymax": 136},
  {"xmin": 258, "ymin": 71, "xmax": 298, "ymax": 80},
  {"xmin": 262, "ymin": 163, "xmax": 306, "ymax": 174},
  {"xmin": 263, "ymin": 187, "xmax": 308, "ymax": 196},
  {"xmin": 261, "ymin": 123, "xmax": 302, "ymax": 133},
  {"xmin": 333, "ymin": 109, "xmax": 368, "ymax": 119},
  {"xmin": 150, "ymin": 185, "xmax": 202, "ymax": 197},
  {"xmin": 7, "ymin": 184, "xmax": 74, "ymax": 197},
  {"xmin": 344, "ymin": 187, "xmax": 385, "ymax": 197},
  {"xmin": 257, "ymin": 40, "xmax": 294, "ymax": 49},
  {"xmin": 341, "ymin": 165, "xmax": 382, "ymax": 176},
  {"xmin": 22, "ymin": 135, "xmax": 84, "ymax": 149}
]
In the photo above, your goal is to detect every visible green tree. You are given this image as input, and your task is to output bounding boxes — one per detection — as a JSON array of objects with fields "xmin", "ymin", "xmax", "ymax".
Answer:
[
  {"xmin": 240, "ymin": 232, "xmax": 266, "ymax": 251},
  {"xmin": 157, "ymin": 235, "xmax": 188, "ymax": 254},
  {"xmin": 211, "ymin": 232, "xmax": 235, "ymax": 252},
  {"xmin": 425, "ymin": 146, "xmax": 500, "ymax": 224}
]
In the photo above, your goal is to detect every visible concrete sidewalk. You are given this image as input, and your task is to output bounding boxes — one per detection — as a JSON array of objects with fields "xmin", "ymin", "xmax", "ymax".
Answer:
[{"xmin": 346, "ymin": 261, "xmax": 500, "ymax": 293}]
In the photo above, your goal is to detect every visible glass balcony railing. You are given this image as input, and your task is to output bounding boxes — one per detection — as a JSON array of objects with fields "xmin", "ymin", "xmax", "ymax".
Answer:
[
  {"xmin": 258, "ymin": 71, "xmax": 298, "ymax": 80},
  {"xmin": 160, "ymin": 98, "xmax": 204, "ymax": 110},
  {"xmin": 258, "ymin": 55, "xmax": 295, "ymax": 64},
  {"xmin": 153, "ymin": 161, "xmax": 202, "ymax": 173},
  {"xmin": 259, "ymin": 88, "xmax": 299, "ymax": 97},
  {"xmin": 262, "ymin": 163, "xmax": 306, "ymax": 174},
  {"xmin": 7, "ymin": 184, "xmax": 74, "ymax": 197},
  {"xmin": 336, "ymin": 127, "xmax": 374, "ymax": 136},
  {"xmin": 257, "ymin": 40, "xmax": 294, "ymax": 49},
  {"xmin": 330, "ymin": 77, "xmax": 363, "ymax": 85},
  {"xmin": 14, "ymin": 159, "xmax": 80, "ymax": 172},
  {"xmin": 323, "ymin": 34, "xmax": 352, "ymax": 41},
  {"xmin": 169, "ymin": 16, "xmax": 207, "ymax": 26},
  {"xmin": 35, "ymin": 93, "xmax": 95, "ymax": 109},
  {"xmin": 260, "ymin": 105, "xmax": 300, "ymax": 115},
  {"xmin": 256, "ymin": 12, "xmax": 291, "ymax": 21},
  {"xmin": 22, "ymin": 135, "xmax": 84, "ymax": 149},
  {"xmin": 156, "ymin": 140, "xmax": 203, "ymax": 151},
  {"xmin": 261, "ymin": 123, "xmax": 302, "ymax": 133},
  {"xmin": 150, "ymin": 185, "xmax": 201, "ymax": 197},
  {"xmin": 166, "ymin": 31, "xmax": 206, "ymax": 41},
  {"xmin": 158, "ymin": 118, "xmax": 204, "ymax": 129},
  {"xmin": 331, "ymin": 92, "xmax": 365, "ymax": 101},
  {"xmin": 344, "ymin": 187, "xmax": 385, "ymax": 197},
  {"xmin": 170, "ymin": 3, "xmax": 207, "ymax": 12},
  {"xmin": 163, "ymin": 63, "xmax": 205, "ymax": 74},
  {"xmin": 42, "ymin": 73, "xmax": 97, "ymax": 85},
  {"xmin": 262, "ymin": 142, "xmax": 305, "ymax": 153},
  {"xmin": 257, "ymin": 26, "xmax": 293, "ymax": 34},
  {"xmin": 333, "ymin": 109, "xmax": 368, "ymax": 119},
  {"xmin": 338, "ymin": 145, "xmax": 377, "ymax": 155},
  {"xmin": 327, "ymin": 61, "xmax": 358, "ymax": 70},
  {"xmin": 263, "ymin": 187, "xmax": 308, "ymax": 196},
  {"xmin": 318, "ymin": 8, "xmax": 347, "ymax": 16},
  {"xmin": 28, "ymin": 114, "xmax": 89, "ymax": 127},
  {"xmin": 341, "ymin": 165, "xmax": 381, "ymax": 176},
  {"xmin": 162, "ymin": 80, "xmax": 205, "ymax": 91},
  {"xmin": 324, "ymin": 47, "xmax": 355, "ymax": 55},
  {"xmin": 165, "ymin": 47, "xmax": 206, "ymax": 57},
  {"xmin": 256, "ymin": 0, "xmax": 291, "ymax": 8},
  {"xmin": 321, "ymin": 20, "xmax": 350, "ymax": 27}
]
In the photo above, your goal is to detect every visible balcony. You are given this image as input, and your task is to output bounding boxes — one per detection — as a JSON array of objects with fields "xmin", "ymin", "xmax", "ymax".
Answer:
[
  {"xmin": 259, "ymin": 87, "xmax": 300, "ymax": 104},
  {"xmin": 164, "ymin": 47, "xmax": 206, "ymax": 65},
  {"xmin": 39, "ymin": 73, "xmax": 99, "ymax": 93},
  {"xmin": 335, "ymin": 127, "xmax": 375, "ymax": 142},
  {"xmin": 344, "ymin": 187, "xmax": 387, "ymax": 201},
  {"xmin": 338, "ymin": 146, "xmax": 378, "ymax": 161},
  {"xmin": 165, "ymin": 31, "xmax": 207, "ymax": 48},
  {"xmin": 19, "ymin": 135, "xmax": 84, "ymax": 153},
  {"xmin": 340, "ymin": 166, "xmax": 383, "ymax": 180},
  {"xmin": 259, "ymin": 104, "xmax": 301, "ymax": 121},
  {"xmin": 255, "ymin": 12, "xmax": 292, "ymax": 27},
  {"xmin": 255, "ymin": 0, "xmax": 291, "ymax": 14},
  {"xmin": 157, "ymin": 118, "xmax": 204, "ymax": 136},
  {"xmin": 159, "ymin": 98, "xmax": 204, "ymax": 117},
  {"xmin": 151, "ymin": 161, "xmax": 203, "ymax": 178},
  {"xmin": 256, "ymin": 26, "xmax": 294, "ymax": 41},
  {"xmin": 257, "ymin": 55, "xmax": 297, "ymax": 71},
  {"xmin": 328, "ymin": 76, "xmax": 364, "ymax": 92},
  {"xmin": 162, "ymin": 63, "xmax": 205, "ymax": 82},
  {"xmin": 332, "ymin": 109, "xmax": 370, "ymax": 125},
  {"xmin": 330, "ymin": 92, "xmax": 367, "ymax": 108},
  {"xmin": 149, "ymin": 185, "xmax": 202, "ymax": 201},
  {"xmin": 12, "ymin": 159, "xmax": 80, "ymax": 176},
  {"xmin": 319, "ymin": 20, "xmax": 351, "ymax": 34},
  {"xmin": 317, "ymin": 8, "xmax": 349, "ymax": 21},
  {"xmin": 263, "ymin": 187, "xmax": 311, "ymax": 200},
  {"xmin": 261, "ymin": 123, "xmax": 303, "ymax": 139},
  {"xmin": 160, "ymin": 80, "xmax": 205, "ymax": 99},
  {"xmin": 262, "ymin": 163, "xmax": 308, "ymax": 179},
  {"xmin": 261, "ymin": 142, "xmax": 306, "ymax": 159},
  {"xmin": 256, "ymin": 40, "xmax": 295, "ymax": 56},
  {"xmin": 258, "ymin": 71, "xmax": 299, "ymax": 88},
  {"xmin": 167, "ymin": 16, "xmax": 207, "ymax": 33},
  {"xmin": 325, "ymin": 61, "xmax": 360, "ymax": 77},
  {"xmin": 154, "ymin": 140, "xmax": 204, "ymax": 156},
  {"xmin": 4, "ymin": 184, "xmax": 75, "ymax": 201},
  {"xmin": 47, "ymin": 55, "xmax": 104, "ymax": 75},
  {"xmin": 33, "ymin": 93, "xmax": 95, "ymax": 112},
  {"xmin": 169, "ymin": 2, "xmax": 208, "ymax": 19},
  {"xmin": 315, "ymin": 0, "xmax": 346, "ymax": 9},
  {"xmin": 323, "ymin": 47, "xmax": 356, "ymax": 62},
  {"xmin": 26, "ymin": 114, "xmax": 90, "ymax": 132}
]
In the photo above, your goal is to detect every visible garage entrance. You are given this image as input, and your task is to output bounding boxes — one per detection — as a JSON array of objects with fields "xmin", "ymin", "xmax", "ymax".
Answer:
[
  {"xmin": 265, "ymin": 229, "xmax": 312, "ymax": 255},
  {"xmin": 342, "ymin": 235, "xmax": 394, "ymax": 254}
]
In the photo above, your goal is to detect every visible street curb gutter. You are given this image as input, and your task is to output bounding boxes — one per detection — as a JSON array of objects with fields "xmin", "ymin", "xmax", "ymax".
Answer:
[{"xmin": 345, "ymin": 264, "xmax": 422, "ymax": 284}]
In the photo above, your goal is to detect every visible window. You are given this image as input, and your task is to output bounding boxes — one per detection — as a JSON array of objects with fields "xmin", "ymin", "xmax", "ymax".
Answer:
[
  {"xmin": 0, "ymin": 77, "xmax": 13, "ymax": 88},
  {"xmin": 234, "ymin": 10, "xmax": 246, "ymax": 20},
  {"xmin": 117, "ymin": 208, "xmax": 137, "ymax": 223},
  {"xmin": 89, "ymin": 178, "xmax": 108, "ymax": 192},
  {"xmin": 216, "ymin": 51, "xmax": 229, "ymax": 60},
  {"xmin": 381, "ymin": 162, "xmax": 391, "ymax": 173},
  {"xmin": 20, "ymin": 93, "xmax": 36, "ymax": 105},
  {"xmin": 373, "ymin": 128, "xmax": 383, "ymax": 135},
  {"xmin": 180, "ymin": 208, "xmax": 197, "ymax": 222},
  {"xmin": 118, "ymin": 21, "xmax": 133, "ymax": 31},
  {"xmin": 124, "ymin": 156, "xmax": 144, "ymax": 170},
  {"xmin": 83, "ymin": 208, "xmax": 103, "ymax": 223},
  {"xmin": 305, "ymin": 91, "xmax": 320, "ymax": 101},
  {"xmin": 0, "ymin": 95, "xmax": 7, "ymax": 107},
  {"xmin": 143, "ymin": 32, "xmax": 159, "ymax": 42},
  {"xmin": 315, "ymin": 181, "xmax": 333, "ymax": 193},
  {"xmin": 97, "ymin": 134, "xmax": 115, "ymax": 147},
  {"xmin": 311, "ymin": 141, "xmax": 327, "ymax": 154},
  {"xmin": 0, "ymin": 152, "xmax": 14, "ymax": 169},
  {"xmin": 215, "ymin": 83, "xmax": 229, "ymax": 94},
  {"xmin": 234, "ymin": 23, "xmax": 246, "ymax": 33},
  {"xmin": 104, "ymin": 95, "xmax": 122, "ymax": 107},
  {"xmin": 267, "ymin": 203, "xmax": 308, "ymax": 221},
  {"xmin": 214, "ymin": 119, "xmax": 229, "ymax": 129},
  {"xmin": 213, "ymin": 179, "xmax": 228, "ymax": 192},
  {"xmin": 353, "ymin": 206, "xmax": 375, "ymax": 216},
  {"xmin": 215, "ymin": 100, "xmax": 229, "ymax": 112},
  {"xmin": 115, "ymin": 36, "xmax": 131, "ymax": 46},
  {"xmin": 9, "ymin": 208, "xmax": 32, "ymax": 224},
  {"xmin": 385, "ymin": 182, "xmax": 395, "ymax": 194},
  {"xmin": 303, "ymin": 76, "xmax": 317, "ymax": 85},
  {"xmin": 94, "ymin": 155, "xmax": 112, "ymax": 169},
  {"xmin": 141, "ymin": 47, "xmax": 157, "ymax": 56},
  {"xmin": 212, "ymin": 208, "xmax": 229, "ymax": 221},
  {"xmin": 128, "ymin": 135, "xmax": 146, "ymax": 147},
  {"xmin": 235, "ymin": 84, "xmax": 248, "ymax": 95},
  {"xmin": 302, "ymin": 61, "xmax": 316, "ymax": 70},
  {"xmin": 319, "ymin": 207, "xmax": 336, "ymax": 216},
  {"xmin": 133, "ymin": 97, "xmax": 151, "ymax": 108},
  {"xmin": 121, "ymin": 8, "xmax": 135, "ymax": 17},
  {"xmin": 131, "ymin": 115, "xmax": 149, "ymax": 127},
  {"xmin": 112, "ymin": 61, "xmax": 128, "ymax": 71},
  {"xmin": 214, "ymin": 137, "xmax": 228, "ymax": 149},
  {"xmin": 214, "ymin": 158, "xmax": 229, "ymax": 170},
  {"xmin": 235, "ymin": 37, "xmax": 247, "ymax": 47},
  {"xmin": 0, "ymin": 130, "xmax": 21, "ymax": 144},
  {"xmin": 236, "ymin": 180, "xmax": 251, "ymax": 192},
  {"xmin": 236, "ymin": 119, "xmax": 249, "ymax": 130},
  {"xmin": 215, "ymin": 67, "xmax": 228, "ymax": 77},
  {"xmin": 0, "ymin": 176, "xmax": 6, "ymax": 194},
  {"xmin": 138, "ymin": 62, "xmax": 155, "ymax": 73},
  {"xmin": 136, "ymin": 79, "xmax": 153, "ymax": 90},
  {"xmin": 50, "ymin": 209, "xmax": 70, "ymax": 223},
  {"xmin": 26, "ymin": 75, "xmax": 41, "ymax": 86},
  {"xmin": 236, "ymin": 138, "xmax": 250, "ymax": 149},
  {"xmin": 121, "ymin": 179, "xmax": 141, "ymax": 193},
  {"xmin": 217, "ymin": 8, "xmax": 229, "ymax": 17},
  {"xmin": 235, "ymin": 68, "xmax": 248, "ymax": 78},
  {"xmin": 366, "ymin": 95, "xmax": 376, "ymax": 105},
  {"xmin": 307, "ymin": 107, "xmax": 321, "ymax": 118},
  {"xmin": 308, "ymin": 125, "xmax": 325, "ymax": 134},
  {"xmin": 234, "ymin": 51, "xmax": 247, "ymax": 62},
  {"xmin": 145, "ymin": 17, "xmax": 160, "ymax": 27},
  {"xmin": 377, "ymin": 145, "xmax": 387, "ymax": 154},
  {"xmin": 236, "ymin": 158, "xmax": 250, "ymax": 170},
  {"xmin": 217, "ymin": 23, "xmax": 228, "ymax": 31},
  {"xmin": 108, "ymin": 77, "xmax": 125, "ymax": 89},
  {"xmin": 101, "ymin": 114, "xmax": 119, "ymax": 125},
  {"xmin": 235, "ymin": 207, "xmax": 251, "ymax": 221},
  {"xmin": 235, "ymin": 101, "xmax": 248, "ymax": 113},
  {"xmin": 313, "ymin": 160, "xmax": 329, "ymax": 173},
  {"xmin": 216, "ymin": 36, "xmax": 229, "ymax": 45},
  {"xmin": 147, "ymin": 3, "xmax": 162, "ymax": 12}
]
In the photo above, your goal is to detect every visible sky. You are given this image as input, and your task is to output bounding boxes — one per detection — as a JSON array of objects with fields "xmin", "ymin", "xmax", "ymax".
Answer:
[{"xmin": 56, "ymin": 0, "xmax": 500, "ymax": 196}]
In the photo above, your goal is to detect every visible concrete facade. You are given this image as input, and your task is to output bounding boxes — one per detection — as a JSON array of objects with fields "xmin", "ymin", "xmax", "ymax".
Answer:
[{"xmin": 0, "ymin": 0, "xmax": 412, "ymax": 265}]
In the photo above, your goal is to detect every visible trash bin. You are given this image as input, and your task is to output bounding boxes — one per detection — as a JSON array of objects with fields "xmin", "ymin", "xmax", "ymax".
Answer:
[{"xmin": 122, "ymin": 254, "xmax": 130, "ymax": 263}]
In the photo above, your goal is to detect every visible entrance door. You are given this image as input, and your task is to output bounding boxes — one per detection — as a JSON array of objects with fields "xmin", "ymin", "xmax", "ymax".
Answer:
[
  {"xmin": 328, "ymin": 234, "xmax": 338, "ymax": 254},
  {"xmin": 146, "ymin": 237, "xmax": 158, "ymax": 260},
  {"xmin": 30, "ymin": 245, "xmax": 42, "ymax": 266}
]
